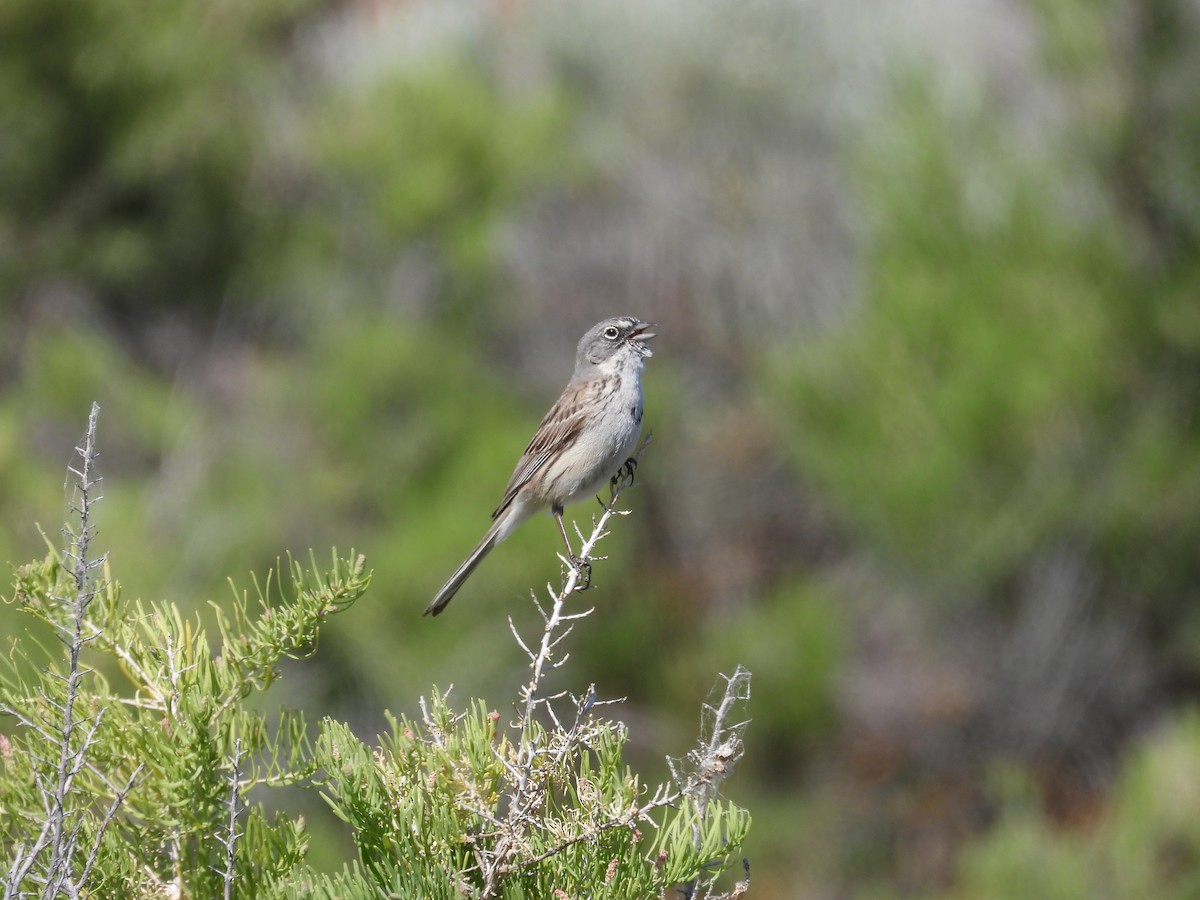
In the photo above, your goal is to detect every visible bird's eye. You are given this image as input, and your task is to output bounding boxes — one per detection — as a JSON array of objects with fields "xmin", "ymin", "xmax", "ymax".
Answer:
[{"xmin": 603, "ymin": 326, "xmax": 620, "ymax": 340}]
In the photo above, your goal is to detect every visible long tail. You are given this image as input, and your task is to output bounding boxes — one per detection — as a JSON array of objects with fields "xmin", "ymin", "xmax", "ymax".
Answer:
[{"xmin": 423, "ymin": 522, "xmax": 502, "ymax": 617}]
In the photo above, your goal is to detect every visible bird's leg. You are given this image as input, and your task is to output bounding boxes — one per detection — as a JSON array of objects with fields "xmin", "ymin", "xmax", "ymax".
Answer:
[
  {"xmin": 612, "ymin": 456, "xmax": 638, "ymax": 488},
  {"xmin": 554, "ymin": 506, "xmax": 592, "ymax": 590},
  {"xmin": 599, "ymin": 457, "xmax": 639, "ymax": 510}
]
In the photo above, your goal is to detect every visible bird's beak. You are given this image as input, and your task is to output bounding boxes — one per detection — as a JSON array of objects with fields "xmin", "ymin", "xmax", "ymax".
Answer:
[{"xmin": 628, "ymin": 322, "xmax": 657, "ymax": 357}]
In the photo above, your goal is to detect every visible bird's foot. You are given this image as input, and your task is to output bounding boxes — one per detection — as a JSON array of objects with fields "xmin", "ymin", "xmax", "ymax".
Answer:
[
  {"xmin": 601, "ymin": 457, "xmax": 639, "ymax": 508},
  {"xmin": 570, "ymin": 556, "xmax": 593, "ymax": 591},
  {"xmin": 610, "ymin": 456, "xmax": 638, "ymax": 490}
]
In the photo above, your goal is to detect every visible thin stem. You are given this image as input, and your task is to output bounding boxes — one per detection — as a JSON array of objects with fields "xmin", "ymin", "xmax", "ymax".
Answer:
[
  {"xmin": 479, "ymin": 436, "xmax": 651, "ymax": 895},
  {"xmin": 220, "ymin": 739, "xmax": 244, "ymax": 900},
  {"xmin": 516, "ymin": 435, "xmax": 651, "ymax": 756},
  {"xmin": 45, "ymin": 402, "xmax": 105, "ymax": 899}
]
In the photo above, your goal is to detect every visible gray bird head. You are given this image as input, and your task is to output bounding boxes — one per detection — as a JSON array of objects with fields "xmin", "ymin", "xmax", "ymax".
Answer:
[{"xmin": 576, "ymin": 317, "xmax": 657, "ymax": 369}]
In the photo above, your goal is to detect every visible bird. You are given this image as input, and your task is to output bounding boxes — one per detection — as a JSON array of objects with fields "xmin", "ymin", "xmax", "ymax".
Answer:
[{"xmin": 423, "ymin": 316, "xmax": 656, "ymax": 617}]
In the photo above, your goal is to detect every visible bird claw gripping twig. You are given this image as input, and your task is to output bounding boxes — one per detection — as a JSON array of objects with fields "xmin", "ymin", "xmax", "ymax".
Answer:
[
  {"xmin": 613, "ymin": 456, "xmax": 638, "ymax": 488},
  {"xmin": 571, "ymin": 559, "xmax": 593, "ymax": 592},
  {"xmin": 599, "ymin": 456, "xmax": 640, "ymax": 511}
]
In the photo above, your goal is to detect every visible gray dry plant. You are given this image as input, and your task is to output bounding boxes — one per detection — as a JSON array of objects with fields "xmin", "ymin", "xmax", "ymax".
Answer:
[
  {"xmin": 3, "ymin": 403, "xmax": 143, "ymax": 898},
  {"xmin": 2, "ymin": 409, "xmax": 751, "ymax": 898}
]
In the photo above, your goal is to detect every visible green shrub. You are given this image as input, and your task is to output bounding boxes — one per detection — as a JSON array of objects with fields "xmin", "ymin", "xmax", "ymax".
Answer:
[
  {"xmin": 950, "ymin": 712, "xmax": 1200, "ymax": 900},
  {"xmin": 2, "ymin": 407, "xmax": 751, "ymax": 898}
]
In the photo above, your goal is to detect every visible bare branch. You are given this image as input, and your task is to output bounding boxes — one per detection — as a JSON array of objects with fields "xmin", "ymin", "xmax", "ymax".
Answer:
[
  {"xmin": 80, "ymin": 763, "xmax": 145, "ymax": 889},
  {"xmin": 471, "ymin": 437, "xmax": 655, "ymax": 895},
  {"xmin": 218, "ymin": 739, "xmax": 244, "ymax": 900},
  {"xmin": 668, "ymin": 665, "xmax": 752, "ymax": 899},
  {"xmin": 44, "ymin": 403, "xmax": 106, "ymax": 899},
  {"xmin": 512, "ymin": 434, "xmax": 652, "ymax": 746},
  {"xmin": 3, "ymin": 404, "xmax": 139, "ymax": 900}
]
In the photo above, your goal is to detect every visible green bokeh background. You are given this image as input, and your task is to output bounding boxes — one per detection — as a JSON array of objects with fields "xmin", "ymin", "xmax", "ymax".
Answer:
[{"xmin": 4, "ymin": 0, "xmax": 1200, "ymax": 896}]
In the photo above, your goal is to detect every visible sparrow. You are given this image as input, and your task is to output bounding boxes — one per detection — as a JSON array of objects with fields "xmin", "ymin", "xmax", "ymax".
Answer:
[{"xmin": 424, "ymin": 316, "xmax": 655, "ymax": 616}]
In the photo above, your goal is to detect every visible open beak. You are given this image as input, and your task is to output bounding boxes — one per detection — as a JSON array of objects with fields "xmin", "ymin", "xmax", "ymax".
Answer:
[{"xmin": 628, "ymin": 322, "xmax": 657, "ymax": 357}]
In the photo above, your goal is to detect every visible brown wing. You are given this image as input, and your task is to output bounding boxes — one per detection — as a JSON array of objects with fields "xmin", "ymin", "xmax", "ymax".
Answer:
[{"xmin": 491, "ymin": 379, "xmax": 603, "ymax": 518}]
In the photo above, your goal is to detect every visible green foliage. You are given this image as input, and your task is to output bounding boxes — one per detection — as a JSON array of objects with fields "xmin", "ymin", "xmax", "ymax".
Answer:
[
  {"xmin": 0, "ymin": 0, "xmax": 572, "ymax": 337},
  {"xmin": 285, "ymin": 311, "xmax": 571, "ymax": 704},
  {"xmin": 248, "ymin": 51, "xmax": 574, "ymax": 336},
  {"xmin": 1, "ymin": 544, "xmax": 370, "ymax": 897},
  {"xmin": 668, "ymin": 581, "xmax": 845, "ymax": 768},
  {"xmin": 770, "ymin": 81, "xmax": 1128, "ymax": 591},
  {"xmin": 946, "ymin": 711, "xmax": 1200, "ymax": 900},
  {"xmin": 0, "ymin": 0, "xmax": 579, "ymax": 692},
  {"xmin": 768, "ymin": 74, "xmax": 1200, "ymax": 626},
  {"xmin": 296, "ymin": 692, "xmax": 749, "ymax": 898},
  {"xmin": 305, "ymin": 63, "xmax": 571, "ymax": 319},
  {"xmin": 2, "ymin": 413, "xmax": 750, "ymax": 897},
  {"xmin": 284, "ymin": 459, "xmax": 752, "ymax": 898},
  {"xmin": 21, "ymin": 324, "xmax": 184, "ymax": 454},
  {"xmin": 0, "ymin": 0, "xmax": 318, "ymax": 319},
  {"xmin": 717, "ymin": 583, "xmax": 844, "ymax": 756}
]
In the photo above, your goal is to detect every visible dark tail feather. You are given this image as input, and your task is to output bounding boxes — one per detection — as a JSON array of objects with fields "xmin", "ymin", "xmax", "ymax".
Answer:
[{"xmin": 423, "ymin": 525, "xmax": 500, "ymax": 617}]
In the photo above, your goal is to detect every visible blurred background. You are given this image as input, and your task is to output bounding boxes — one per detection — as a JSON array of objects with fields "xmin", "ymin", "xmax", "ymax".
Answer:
[{"xmin": 3, "ymin": 0, "xmax": 1200, "ymax": 895}]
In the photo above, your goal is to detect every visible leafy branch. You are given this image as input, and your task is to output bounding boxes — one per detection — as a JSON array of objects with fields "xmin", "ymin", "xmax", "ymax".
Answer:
[
  {"xmin": 1, "ymin": 403, "xmax": 141, "ymax": 900},
  {"xmin": 2, "ymin": 408, "xmax": 751, "ymax": 898},
  {"xmin": 2, "ymin": 405, "xmax": 370, "ymax": 899},
  {"xmin": 308, "ymin": 436, "xmax": 752, "ymax": 898}
]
